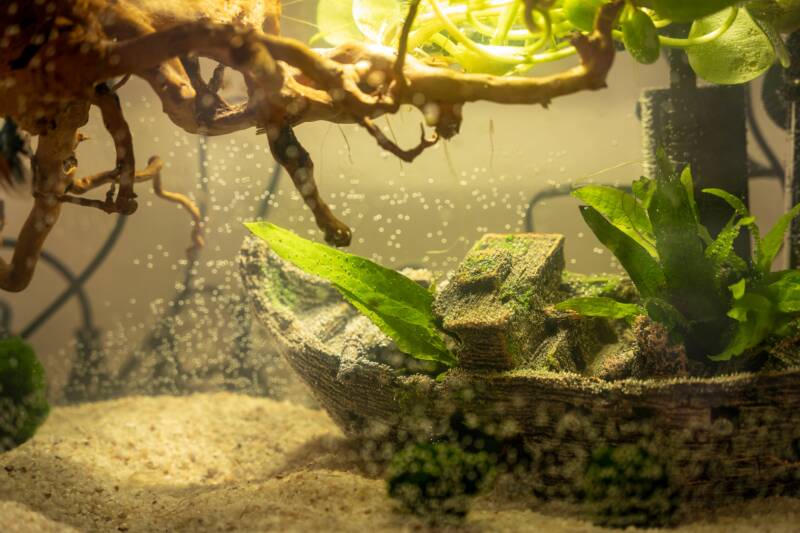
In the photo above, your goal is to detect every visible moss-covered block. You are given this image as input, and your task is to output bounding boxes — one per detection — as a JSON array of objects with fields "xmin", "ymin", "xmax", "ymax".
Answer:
[{"xmin": 433, "ymin": 233, "xmax": 565, "ymax": 371}]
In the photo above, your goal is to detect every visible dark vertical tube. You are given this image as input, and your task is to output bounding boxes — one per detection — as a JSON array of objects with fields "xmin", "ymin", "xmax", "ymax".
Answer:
[{"xmin": 785, "ymin": 32, "xmax": 800, "ymax": 269}]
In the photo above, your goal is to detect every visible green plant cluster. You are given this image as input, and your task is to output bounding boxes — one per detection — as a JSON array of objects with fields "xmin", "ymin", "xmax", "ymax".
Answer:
[
  {"xmin": 583, "ymin": 443, "xmax": 676, "ymax": 528},
  {"xmin": 0, "ymin": 337, "xmax": 49, "ymax": 452},
  {"xmin": 386, "ymin": 441, "xmax": 496, "ymax": 518},
  {"xmin": 557, "ymin": 154, "xmax": 800, "ymax": 362},
  {"xmin": 316, "ymin": 0, "xmax": 797, "ymax": 84}
]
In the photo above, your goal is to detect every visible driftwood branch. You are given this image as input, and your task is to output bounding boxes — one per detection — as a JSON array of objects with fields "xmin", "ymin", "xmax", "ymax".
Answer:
[{"xmin": 0, "ymin": 0, "xmax": 624, "ymax": 291}]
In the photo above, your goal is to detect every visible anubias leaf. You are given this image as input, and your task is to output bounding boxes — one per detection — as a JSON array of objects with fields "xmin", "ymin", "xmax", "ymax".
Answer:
[
  {"xmin": 687, "ymin": 8, "xmax": 776, "ymax": 85},
  {"xmin": 579, "ymin": 206, "xmax": 665, "ymax": 299},
  {"xmin": 556, "ymin": 297, "xmax": 644, "ymax": 320},
  {"xmin": 245, "ymin": 222, "xmax": 455, "ymax": 366},
  {"xmin": 572, "ymin": 185, "xmax": 656, "ymax": 257}
]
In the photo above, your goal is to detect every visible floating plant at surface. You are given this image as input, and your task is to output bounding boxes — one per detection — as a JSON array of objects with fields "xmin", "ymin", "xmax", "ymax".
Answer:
[
  {"xmin": 245, "ymin": 222, "xmax": 456, "ymax": 367},
  {"xmin": 317, "ymin": 0, "xmax": 796, "ymax": 84},
  {"xmin": 557, "ymin": 154, "xmax": 800, "ymax": 364},
  {"xmin": 0, "ymin": 337, "xmax": 50, "ymax": 452},
  {"xmin": 0, "ymin": 0, "xmax": 627, "ymax": 293}
]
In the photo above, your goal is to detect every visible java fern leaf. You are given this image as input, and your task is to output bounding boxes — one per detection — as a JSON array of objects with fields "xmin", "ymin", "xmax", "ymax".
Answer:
[
  {"xmin": 579, "ymin": 206, "xmax": 665, "ymax": 299},
  {"xmin": 245, "ymin": 222, "xmax": 455, "ymax": 366},
  {"xmin": 758, "ymin": 202, "xmax": 800, "ymax": 274},
  {"xmin": 648, "ymin": 159, "xmax": 724, "ymax": 323},
  {"xmin": 572, "ymin": 185, "xmax": 657, "ymax": 257}
]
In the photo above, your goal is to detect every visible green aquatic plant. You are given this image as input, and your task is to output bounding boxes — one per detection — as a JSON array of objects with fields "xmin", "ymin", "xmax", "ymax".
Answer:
[
  {"xmin": 583, "ymin": 442, "xmax": 677, "ymax": 528},
  {"xmin": 245, "ymin": 222, "xmax": 455, "ymax": 366},
  {"xmin": 0, "ymin": 337, "xmax": 50, "ymax": 451},
  {"xmin": 387, "ymin": 441, "xmax": 496, "ymax": 518},
  {"xmin": 316, "ymin": 0, "xmax": 796, "ymax": 85},
  {"xmin": 557, "ymin": 155, "xmax": 800, "ymax": 362}
]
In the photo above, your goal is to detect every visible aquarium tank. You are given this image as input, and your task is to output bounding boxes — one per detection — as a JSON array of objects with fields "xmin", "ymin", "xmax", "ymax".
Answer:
[{"xmin": 2, "ymin": 0, "xmax": 800, "ymax": 530}]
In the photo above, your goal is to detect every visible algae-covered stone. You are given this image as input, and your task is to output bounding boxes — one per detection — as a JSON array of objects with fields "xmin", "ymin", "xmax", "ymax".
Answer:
[
  {"xmin": 433, "ymin": 234, "xmax": 565, "ymax": 371},
  {"xmin": 560, "ymin": 272, "xmax": 637, "ymax": 303}
]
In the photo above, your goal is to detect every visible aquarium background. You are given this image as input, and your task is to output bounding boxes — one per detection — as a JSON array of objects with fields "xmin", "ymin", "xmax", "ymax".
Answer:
[{"xmin": 0, "ymin": 2, "xmax": 786, "ymax": 401}]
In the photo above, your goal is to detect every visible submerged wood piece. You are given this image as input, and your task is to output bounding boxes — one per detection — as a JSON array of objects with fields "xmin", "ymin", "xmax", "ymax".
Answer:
[
  {"xmin": 433, "ymin": 233, "xmax": 565, "ymax": 371},
  {"xmin": 0, "ymin": 0, "xmax": 625, "ymax": 292},
  {"xmin": 240, "ymin": 236, "xmax": 800, "ymax": 510}
]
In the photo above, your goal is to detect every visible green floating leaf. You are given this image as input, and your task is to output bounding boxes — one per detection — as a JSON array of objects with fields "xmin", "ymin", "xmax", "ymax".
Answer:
[
  {"xmin": 316, "ymin": 0, "xmax": 363, "ymax": 46},
  {"xmin": 572, "ymin": 185, "xmax": 657, "ymax": 257},
  {"xmin": 757, "ymin": 202, "xmax": 800, "ymax": 274},
  {"xmin": 352, "ymin": 0, "xmax": 403, "ymax": 44},
  {"xmin": 556, "ymin": 297, "xmax": 644, "ymax": 320},
  {"xmin": 579, "ymin": 206, "xmax": 665, "ymax": 299},
  {"xmin": 687, "ymin": 8, "xmax": 776, "ymax": 85},
  {"xmin": 642, "ymin": 0, "xmax": 742, "ymax": 22},
  {"xmin": 622, "ymin": 8, "xmax": 661, "ymax": 65},
  {"xmin": 564, "ymin": 0, "xmax": 608, "ymax": 32},
  {"xmin": 245, "ymin": 222, "xmax": 455, "ymax": 366}
]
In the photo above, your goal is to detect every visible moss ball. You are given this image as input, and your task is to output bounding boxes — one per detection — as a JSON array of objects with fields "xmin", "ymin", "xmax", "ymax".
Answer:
[
  {"xmin": 0, "ymin": 337, "xmax": 50, "ymax": 451},
  {"xmin": 386, "ymin": 441, "xmax": 496, "ymax": 519},
  {"xmin": 582, "ymin": 443, "xmax": 677, "ymax": 528}
]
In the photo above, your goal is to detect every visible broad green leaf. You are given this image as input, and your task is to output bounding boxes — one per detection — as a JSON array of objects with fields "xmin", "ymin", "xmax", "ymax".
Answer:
[
  {"xmin": 245, "ymin": 222, "xmax": 455, "ymax": 366},
  {"xmin": 622, "ymin": 8, "xmax": 661, "ymax": 65},
  {"xmin": 572, "ymin": 185, "xmax": 657, "ymax": 257},
  {"xmin": 767, "ymin": 270, "xmax": 800, "ymax": 313},
  {"xmin": 564, "ymin": 0, "xmax": 608, "ymax": 32},
  {"xmin": 639, "ymin": 0, "xmax": 741, "ymax": 22},
  {"xmin": 711, "ymin": 292, "xmax": 775, "ymax": 360},
  {"xmin": 353, "ymin": 0, "xmax": 403, "ymax": 44},
  {"xmin": 648, "ymin": 161, "xmax": 724, "ymax": 323},
  {"xmin": 757, "ymin": 202, "xmax": 800, "ymax": 274},
  {"xmin": 580, "ymin": 206, "xmax": 665, "ymax": 298},
  {"xmin": 687, "ymin": 8, "xmax": 776, "ymax": 85},
  {"xmin": 555, "ymin": 296, "xmax": 644, "ymax": 320},
  {"xmin": 316, "ymin": 0, "xmax": 363, "ymax": 46}
]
